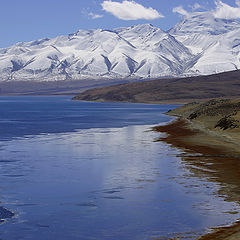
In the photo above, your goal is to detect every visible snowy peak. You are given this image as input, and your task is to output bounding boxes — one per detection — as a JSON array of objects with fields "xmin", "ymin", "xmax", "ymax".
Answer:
[
  {"xmin": 115, "ymin": 24, "xmax": 165, "ymax": 45},
  {"xmin": 169, "ymin": 11, "xmax": 240, "ymax": 75},
  {"xmin": 114, "ymin": 24, "xmax": 164, "ymax": 35},
  {"xmin": 0, "ymin": 23, "xmax": 196, "ymax": 81},
  {"xmin": 0, "ymin": 15, "xmax": 240, "ymax": 82},
  {"xmin": 170, "ymin": 12, "xmax": 240, "ymax": 35}
]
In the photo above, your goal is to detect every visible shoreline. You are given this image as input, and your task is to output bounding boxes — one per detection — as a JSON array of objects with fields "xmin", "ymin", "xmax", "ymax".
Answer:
[
  {"xmin": 154, "ymin": 117, "xmax": 240, "ymax": 156},
  {"xmin": 1, "ymin": 96, "xmax": 239, "ymax": 238},
  {"xmin": 154, "ymin": 116, "xmax": 240, "ymax": 240}
]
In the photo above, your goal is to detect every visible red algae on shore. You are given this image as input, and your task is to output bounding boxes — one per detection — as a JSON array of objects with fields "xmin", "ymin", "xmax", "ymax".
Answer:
[
  {"xmin": 153, "ymin": 118, "xmax": 240, "ymax": 240},
  {"xmin": 153, "ymin": 119, "xmax": 229, "ymax": 155}
]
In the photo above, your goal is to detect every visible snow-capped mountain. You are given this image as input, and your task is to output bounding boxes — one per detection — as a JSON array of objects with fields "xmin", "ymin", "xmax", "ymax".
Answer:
[
  {"xmin": 169, "ymin": 12, "xmax": 240, "ymax": 75},
  {"xmin": 0, "ymin": 12, "xmax": 240, "ymax": 82}
]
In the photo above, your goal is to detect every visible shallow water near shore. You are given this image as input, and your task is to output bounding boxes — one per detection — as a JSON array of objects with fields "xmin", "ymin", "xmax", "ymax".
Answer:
[{"xmin": 0, "ymin": 96, "xmax": 239, "ymax": 240}]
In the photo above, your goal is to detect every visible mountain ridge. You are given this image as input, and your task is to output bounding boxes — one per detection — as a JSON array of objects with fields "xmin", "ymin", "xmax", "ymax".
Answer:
[{"xmin": 0, "ymin": 12, "xmax": 240, "ymax": 82}]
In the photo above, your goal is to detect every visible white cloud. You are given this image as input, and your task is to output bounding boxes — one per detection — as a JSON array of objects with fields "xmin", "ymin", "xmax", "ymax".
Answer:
[
  {"xmin": 172, "ymin": 6, "xmax": 189, "ymax": 16},
  {"xmin": 213, "ymin": 0, "xmax": 240, "ymax": 19},
  {"xmin": 192, "ymin": 3, "xmax": 202, "ymax": 10},
  {"xmin": 101, "ymin": 0, "xmax": 164, "ymax": 20},
  {"xmin": 188, "ymin": 3, "xmax": 206, "ymax": 11},
  {"xmin": 88, "ymin": 12, "xmax": 103, "ymax": 19}
]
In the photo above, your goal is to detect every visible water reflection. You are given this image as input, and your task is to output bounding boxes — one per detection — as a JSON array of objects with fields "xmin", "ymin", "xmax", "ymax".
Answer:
[
  {"xmin": 181, "ymin": 153, "xmax": 240, "ymax": 205},
  {"xmin": 0, "ymin": 96, "xmax": 173, "ymax": 141},
  {"xmin": 155, "ymin": 120, "xmax": 240, "ymax": 238},
  {"xmin": 0, "ymin": 124, "xmax": 239, "ymax": 240}
]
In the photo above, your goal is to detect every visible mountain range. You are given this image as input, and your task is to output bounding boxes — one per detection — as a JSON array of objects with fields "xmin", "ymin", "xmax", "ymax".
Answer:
[{"xmin": 0, "ymin": 11, "xmax": 240, "ymax": 82}]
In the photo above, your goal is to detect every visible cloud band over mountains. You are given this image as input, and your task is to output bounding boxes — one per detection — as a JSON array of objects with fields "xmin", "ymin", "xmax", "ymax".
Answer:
[
  {"xmin": 86, "ymin": 0, "xmax": 240, "ymax": 22},
  {"xmin": 213, "ymin": 0, "xmax": 240, "ymax": 19},
  {"xmin": 101, "ymin": 0, "xmax": 164, "ymax": 20},
  {"xmin": 172, "ymin": 0, "xmax": 240, "ymax": 20}
]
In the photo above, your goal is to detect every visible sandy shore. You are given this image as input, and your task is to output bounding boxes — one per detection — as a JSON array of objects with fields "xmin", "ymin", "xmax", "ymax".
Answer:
[
  {"xmin": 198, "ymin": 221, "xmax": 240, "ymax": 240},
  {"xmin": 154, "ymin": 117, "xmax": 240, "ymax": 240}
]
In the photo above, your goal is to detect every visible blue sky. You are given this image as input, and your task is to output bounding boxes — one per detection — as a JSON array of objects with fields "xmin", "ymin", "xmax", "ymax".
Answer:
[{"xmin": 0, "ymin": 0, "xmax": 239, "ymax": 48}]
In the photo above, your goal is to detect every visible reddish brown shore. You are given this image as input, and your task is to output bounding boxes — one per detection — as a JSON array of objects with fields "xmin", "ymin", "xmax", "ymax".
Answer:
[{"xmin": 153, "ymin": 99, "xmax": 240, "ymax": 240}]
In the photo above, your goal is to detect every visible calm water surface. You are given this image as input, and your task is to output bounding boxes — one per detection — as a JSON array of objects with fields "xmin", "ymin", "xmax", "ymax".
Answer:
[{"xmin": 0, "ymin": 96, "xmax": 239, "ymax": 240}]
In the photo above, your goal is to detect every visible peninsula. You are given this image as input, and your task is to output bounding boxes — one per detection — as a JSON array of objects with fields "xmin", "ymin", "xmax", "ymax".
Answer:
[
  {"xmin": 154, "ymin": 98, "xmax": 240, "ymax": 240},
  {"xmin": 73, "ymin": 70, "xmax": 240, "ymax": 104}
]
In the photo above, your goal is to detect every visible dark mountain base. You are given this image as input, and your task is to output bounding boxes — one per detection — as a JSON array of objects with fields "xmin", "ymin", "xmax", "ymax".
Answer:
[
  {"xmin": 0, "ymin": 79, "xmax": 132, "ymax": 96},
  {"xmin": 73, "ymin": 70, "xmax": 240, "ymax": 104}
]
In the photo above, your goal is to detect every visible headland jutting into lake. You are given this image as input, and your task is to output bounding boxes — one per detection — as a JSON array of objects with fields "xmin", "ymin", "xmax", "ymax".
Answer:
[{"xmin": 153, "ymin": 98, "xmax": 240, "ymax": 240}]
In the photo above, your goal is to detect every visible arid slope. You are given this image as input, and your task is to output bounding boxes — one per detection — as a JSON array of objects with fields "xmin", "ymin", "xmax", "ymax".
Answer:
[
  {"xmin": 166, "ymin": 98, "xmax": 240, "ymax": 154},
  {"xmin": 73, "ymin": 70, "xmax": 240, "ymax": 104}
]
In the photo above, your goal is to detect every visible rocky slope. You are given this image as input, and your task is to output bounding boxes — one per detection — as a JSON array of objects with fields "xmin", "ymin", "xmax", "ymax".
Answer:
[
  {"xmin": 168, "ymin": 98, "xmax": 240, "ymax": 131},
  {"xmin": 0, "ymin": 11, "xmax": 240, "ymax": 82},
  {"xmin": 160, "ymin": 98, "xmax": 240, "ymax": 157}
]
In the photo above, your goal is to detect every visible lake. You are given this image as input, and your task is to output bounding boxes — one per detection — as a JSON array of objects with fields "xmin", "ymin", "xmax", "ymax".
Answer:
[{"xmin": 0, "ymin": 96, "xmax": 239, "ymax": 240}]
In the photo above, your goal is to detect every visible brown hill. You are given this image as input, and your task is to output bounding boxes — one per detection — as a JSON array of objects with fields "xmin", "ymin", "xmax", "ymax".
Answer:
[
  {"xmin": 73, "ymin": 70, "xmax": 240, "ymax": 104},
  {"xmin": 167, "ymin": 98, "xmax": 240, "ymax": 132}
]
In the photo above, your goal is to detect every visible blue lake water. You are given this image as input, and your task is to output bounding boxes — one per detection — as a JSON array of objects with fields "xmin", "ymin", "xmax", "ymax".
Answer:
[{"xmin": 0, "ymin": 96, "xmax": 239, "ymax": 240}]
